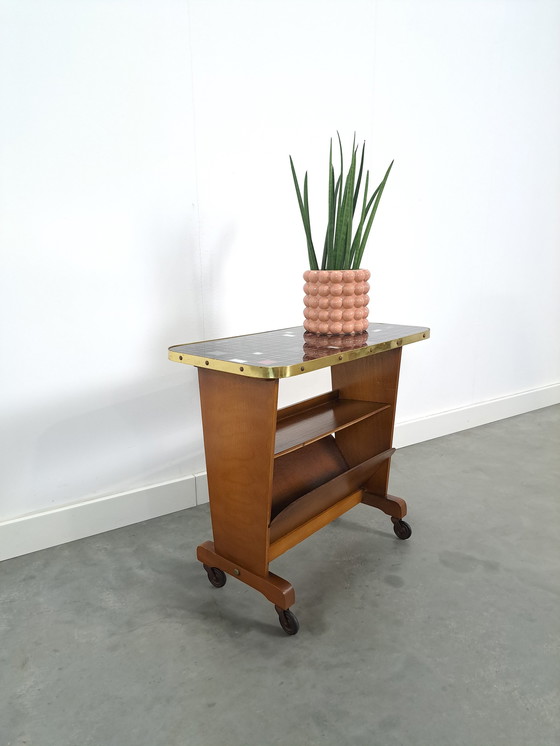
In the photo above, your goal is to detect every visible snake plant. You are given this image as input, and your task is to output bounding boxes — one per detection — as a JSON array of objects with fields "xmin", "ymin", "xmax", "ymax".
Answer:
[{"xmin": 290, "ymin": 134, "xmax": 393, "ymax": 270}]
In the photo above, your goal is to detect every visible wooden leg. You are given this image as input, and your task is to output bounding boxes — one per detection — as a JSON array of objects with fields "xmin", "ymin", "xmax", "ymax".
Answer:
[
  {"xmin": 197, "ymin": 541, "xmax": 296, "ymax": 610},
  {"xmin": 362, "ymin": 492, "xmax": 412, "ymax": 539},
  {"xmin": 362, "ymin": 492, "xmax": 407, "ymax": 519}
]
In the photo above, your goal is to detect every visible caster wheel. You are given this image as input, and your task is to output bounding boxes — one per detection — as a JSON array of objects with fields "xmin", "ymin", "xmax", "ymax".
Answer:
[
  {"xmin": 203, "ymin": 564, "xmax": 227, "ymax": 588},
  {"xmin": 274, "ymin": 606, "xmax": 300, "ymax": 636},
  {"xmin": 392, "ymin": 519, "xmax": 412, "ymax": 540}
]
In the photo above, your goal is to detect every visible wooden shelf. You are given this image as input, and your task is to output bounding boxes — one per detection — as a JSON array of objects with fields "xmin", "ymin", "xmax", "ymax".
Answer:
[
  {"xmin": 269, "ymin": 447, "xmax": 395, "ymax": 548},
  {"xmin": 275, "ymin": 391, "xmax": 390, "ymax": 457},
  {"xmin": 271, "ymin": 436, "xmax": 349, "ymax": 519},
  {"xmin": 268, "ymin": 491, "xmax": 363, "ymax": 562}
]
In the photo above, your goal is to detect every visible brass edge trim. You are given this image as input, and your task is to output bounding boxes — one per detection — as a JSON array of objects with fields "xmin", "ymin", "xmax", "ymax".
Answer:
[{"xmin": 168, "ymin": 328, "xmax": 430, "ymax": 379}]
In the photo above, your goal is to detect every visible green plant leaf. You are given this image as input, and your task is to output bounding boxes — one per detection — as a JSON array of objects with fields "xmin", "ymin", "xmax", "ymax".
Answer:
[
  {"xmin": 349, "ymin": 170, "xmax": 370, "ymax": 268},
  {"xmin": 290, "ymin": 136, "xmax": 393, "ymax": 272},
  {"xmin": 289, "ymin": 155, "xmax": 318, "ymax": 270},
  {"xmin": 336, "ymin": 132, "xmax": 344, "ymax": 216},
  {"xmin": 352, "ymin": 159, "xmax": 394, "ymax": 269},
  {"xmin": 326, "ymin": 174, "xmax": 342, "ymax": 269},
  {"xmin": 303, "ymin": 172, "xmax": 319, "ymax": 270},
  {"xmin": 323, "ymin": 140, "xmax": 335, "ymax": 270},
  {"xmin": 334, "ymin": 141, "xmax": 357, "ymax": 269},
  {"xmin": 352, "ymin": 141, "xmax": 365, "ymax": 216},
  {"xmin": 320, "ymin": 233, "xmax": 328, "ymax": 271}
]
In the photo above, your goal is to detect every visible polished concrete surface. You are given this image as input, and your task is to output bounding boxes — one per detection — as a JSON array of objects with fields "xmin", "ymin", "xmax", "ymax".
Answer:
[{"xmin": 2, "ymin": 405, "xmax": 559, "ymax": 746}]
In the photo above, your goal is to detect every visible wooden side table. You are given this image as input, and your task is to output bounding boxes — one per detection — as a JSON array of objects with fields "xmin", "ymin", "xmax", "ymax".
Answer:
[{"xmin": 169, "ymin": 322, "xmax": 429, "ymax": 635}]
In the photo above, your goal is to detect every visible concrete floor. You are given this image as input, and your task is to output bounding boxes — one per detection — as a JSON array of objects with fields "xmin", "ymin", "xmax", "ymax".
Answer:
[{"xmin": 1, "ymin": 406, "xmax": 559, "ymax": 746}]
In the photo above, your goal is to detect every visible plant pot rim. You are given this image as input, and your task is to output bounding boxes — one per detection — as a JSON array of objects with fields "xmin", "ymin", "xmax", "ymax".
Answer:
[{"xmin": 303, "ymin": 268, "xmax": 371, "ymax": 280}]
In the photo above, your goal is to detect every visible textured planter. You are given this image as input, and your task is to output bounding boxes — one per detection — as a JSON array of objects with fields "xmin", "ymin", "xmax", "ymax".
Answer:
[{"xmin": 303, "ymin": 269, "xmax": 370, "ymax": 335}]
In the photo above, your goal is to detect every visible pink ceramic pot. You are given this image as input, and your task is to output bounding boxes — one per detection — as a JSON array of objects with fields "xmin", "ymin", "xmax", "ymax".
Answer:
[{"xmin": 303, "ymin": 269, "xmax": 370, "ymax": 335}]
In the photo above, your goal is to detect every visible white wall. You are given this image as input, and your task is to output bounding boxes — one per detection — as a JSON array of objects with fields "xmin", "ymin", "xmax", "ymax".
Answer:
[
  {"xmin": 1, "ymin": 0, "xmax": 559, "ymax": 556},
  {"xmin": 0, "ymin": 0, "xmax": 205, "ymax": 523}
]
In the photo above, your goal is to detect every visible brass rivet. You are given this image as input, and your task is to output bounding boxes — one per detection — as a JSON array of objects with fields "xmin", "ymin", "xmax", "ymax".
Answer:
[
  {"xmin": 205, "ymin": 360, "xmax": 210, "ymax": 365},
  {"xmin": 233, "ymin": 568, "xmax": 240, "ymax": 576},
  {"xmin": 179, "ymin": 355, "xmax": 183, "ymax": 360},
  {"xmin": 300, "ymin": 366, "xmax": 304, "ymax": 371},
  {"xmin": 240, "ymin": 366, "xmax": 244, "ymax": 372},
  {"xmin": 338, "ymin": 355, "xmax": 343, "ymax": 360}
]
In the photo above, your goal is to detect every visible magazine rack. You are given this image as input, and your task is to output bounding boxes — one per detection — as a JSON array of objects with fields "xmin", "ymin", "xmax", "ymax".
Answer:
[{"xmin": 169, "ymin": 323, "xmax": 429, "ymax": 635}]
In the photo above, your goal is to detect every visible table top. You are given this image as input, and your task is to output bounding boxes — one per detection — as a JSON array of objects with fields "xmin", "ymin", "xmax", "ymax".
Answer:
[{"xmin": 168, "ymin": 323, "xmax": 429, "ymax": 379}]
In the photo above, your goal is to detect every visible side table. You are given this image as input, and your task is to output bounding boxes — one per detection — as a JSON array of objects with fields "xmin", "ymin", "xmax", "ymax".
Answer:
[{"xmin": 169, "ymin": 322, "xmax": 429, "ymax": 635}]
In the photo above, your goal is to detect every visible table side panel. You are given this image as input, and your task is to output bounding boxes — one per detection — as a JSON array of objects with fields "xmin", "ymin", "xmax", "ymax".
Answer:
[
  {"xmin": 331, "ymin": 347, "xmax": 402, "ymax": 496},
  {"xmin": 197, "ymin": 369, "xmax": 278, "ymax": 575}
]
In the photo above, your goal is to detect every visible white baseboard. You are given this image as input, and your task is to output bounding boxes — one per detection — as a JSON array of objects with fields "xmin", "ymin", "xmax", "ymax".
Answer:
[
  {"xmin": 0, "ymin": 476, "xmax": 197, "ymax": 563},
  {"xmin": 194, "ymin": 471, "xmax": 209, "ymax": 505},
  {"xmin": 2, "ymin": 383, "xmax": 558, "ymax": 563},
  {"xmin": 394, "ymin": 382, "xmax": 560, "ymax": 448}
]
